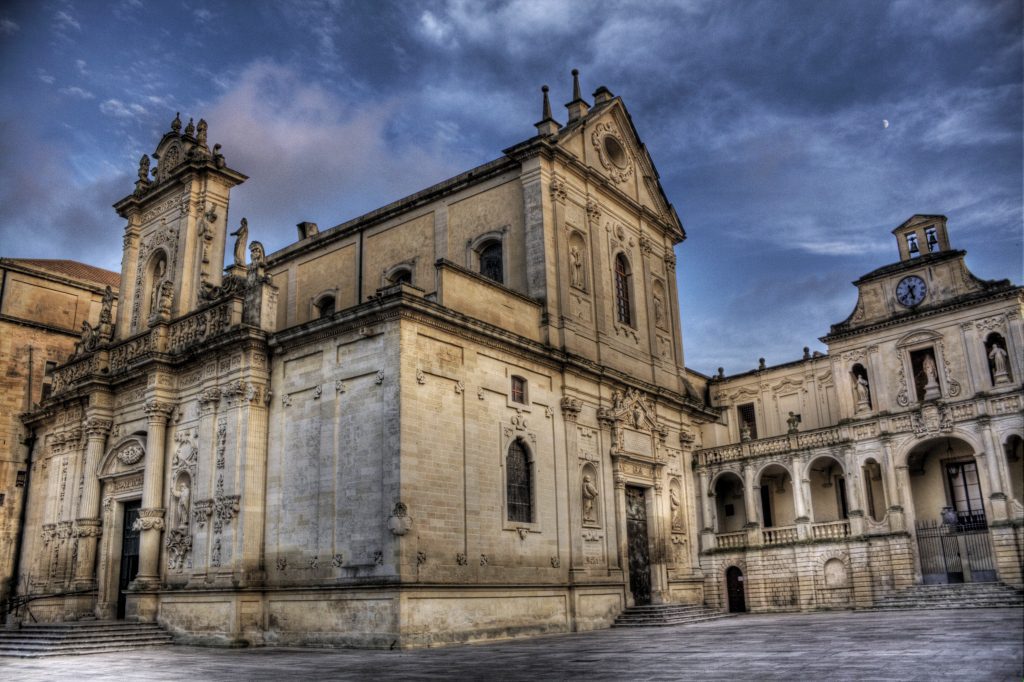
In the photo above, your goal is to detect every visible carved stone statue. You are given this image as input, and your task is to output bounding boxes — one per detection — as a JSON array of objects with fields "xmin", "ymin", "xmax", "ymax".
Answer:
[
  {"xmin": 171, "ymin": 479, "xmax": 191, "ymax": 529},
  {"xmin": 740, "ymin": 423, "xmax": 752, "ymax": 442},
  {"xmin": 197, "ymin": 204, "xmax": 216, "ymax": 266},
  {"xmin": 230, "ymin": 218, "xmax": 248, "ymax": 267},
  {"xmin": 670, "ymin": 487, "xmax": 682, "ymax": 531},
  {"xmin": 249, "ymin": 240, "xmax": 266, "ymax": 268},
  {"xmin": 654, "ymin": 295, "xmax": 664, "ymax": 327},
  {"xmin": 786, "ymin": 411, "xmax": 801, "ymax": 434},
  {"xmin": 582, "ymin": 475, "xmax": 599, "ymax": 523},
  {"xmin": 851, "ymin": 372, "xmax": 868, "ymax": 403},
  {"xmin": 137, "ymin": 154, "xmax": 150, "ymax": 182},
  {"xmin": 921, "ymin": 353, "xmax": 940, "ymax": 399},
  {"xmin": 157, "ymin": 280, "xmax": 174, "ymax": 319},
  {"xmin": 196, "ymin": 118, "xmax": 208, "ymax": 147},
  {"xmin": 989, "ymin": 343, "xmax": 1010, "ymax": 384},
  {"xmin": 569, "ymin": 246, "xmax": 584, "ymax": 288},
  {"xmin": 78, "ymin": 320, "xmax": 95, "ymax": 354},
  {"xmin": 150, "ymin": 255, "xmax": 166, "ymax": 315}
]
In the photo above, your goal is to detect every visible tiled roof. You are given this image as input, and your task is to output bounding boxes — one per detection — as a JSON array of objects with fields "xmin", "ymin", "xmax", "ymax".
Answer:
[{"xmin": 3, "ymin": 258, "xmax": 121, "ymax": 290}]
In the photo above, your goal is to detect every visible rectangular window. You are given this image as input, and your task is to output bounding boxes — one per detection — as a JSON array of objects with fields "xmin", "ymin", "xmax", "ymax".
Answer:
[
  {"xmin": 946, "ymin": 461, "xmax": 985, "ymax": 528},
  {"xmin": 15, "ymin": 471, "xmax": 26, "ymax": 487},
  {"xmin": 511, "ymin": 376, "xmax": 526, "ymax": 404},
  {"xmin": 737, "ymin": 403, "xmax": 757, "ymax": 440},
  {"xmin": 40, "ymin": 361, "xmax": 57, "ymax": 401}
]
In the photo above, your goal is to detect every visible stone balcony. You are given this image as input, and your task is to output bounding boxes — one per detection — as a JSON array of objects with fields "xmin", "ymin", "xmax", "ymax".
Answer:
[
  {"xmin": 694, "ymin": 392, "xmax": 1022, "ymax": 470},
  {"xmin": 713, "ymin": 520, "xmax": 851, "ymax": 551}
]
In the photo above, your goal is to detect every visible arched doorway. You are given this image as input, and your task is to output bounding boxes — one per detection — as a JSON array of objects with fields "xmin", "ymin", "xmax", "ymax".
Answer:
[
  {"xmin": 907, "ymin": 436, "xmax": 995, "ymax": 583},
  {"xmin": 713, "ymin": 472, "xmax": 747, "ymax": 532},
  {"xmin": 726, "ymin": 566, "xmax": 746, "ymax": 613}
]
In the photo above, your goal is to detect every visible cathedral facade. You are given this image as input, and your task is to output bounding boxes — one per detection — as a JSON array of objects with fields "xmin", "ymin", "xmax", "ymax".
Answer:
[
  {"xmin": 11, "ymin": 79, "xmax": 718, "ymax": 647},
  {"xmin": 4, "ymin": 77, "xmax": 1021, "ymax": 648}
]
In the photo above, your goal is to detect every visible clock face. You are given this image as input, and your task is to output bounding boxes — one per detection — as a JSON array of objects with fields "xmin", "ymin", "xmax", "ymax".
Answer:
[{"xmin": 896, "ymin": 275, "xmax": 927, "ymax": 307}]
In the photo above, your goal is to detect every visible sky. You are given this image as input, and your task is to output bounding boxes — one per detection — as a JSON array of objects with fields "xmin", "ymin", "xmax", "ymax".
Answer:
[{"xmin": 0, "ymin": 0, "xmax": 1020, "ymax": 376}]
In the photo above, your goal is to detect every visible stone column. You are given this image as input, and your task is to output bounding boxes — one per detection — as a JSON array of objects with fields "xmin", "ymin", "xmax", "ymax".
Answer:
[
  {"xmin": 72, "ymin": 416, "xmax": 112, "ymax": 589},
  {"xmin": 979, "ymin": 418, "xmax": 1009, "ymax": 522},
  {"xmin": 698, "ymin": 469, "xmax": 714, "ymax": 532},
  {"xmin": 842, "ymin": 448, "xmax": 866, "ymax": 535},
  {"xmin": 791, "ymin": 456, "xmax": 808, "ymax": 521},
  {"xmin": 650, "ymin": 478, "xmax": 668, "ymax": 604},
  {"xmin": 133, "ymin": 399, "xmax": 174, "ymax": 589},
  {"xmin": 613, "ymin": 472, "xmax": 631, "ymax": 606},
  {"xmin": 742, "ymin": 463, "xmax": 761, "ymax": 546}
]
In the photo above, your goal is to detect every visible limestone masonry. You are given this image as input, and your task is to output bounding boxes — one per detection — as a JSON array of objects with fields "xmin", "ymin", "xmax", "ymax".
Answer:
[{"xmin": 0, "ymin": 74, "xmax": 1020, "ymax": 647}]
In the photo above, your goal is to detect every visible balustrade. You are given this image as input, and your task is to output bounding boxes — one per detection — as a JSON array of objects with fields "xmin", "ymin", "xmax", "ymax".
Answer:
[
  {"xmin": 715, "ymin": 531, "xmax": 747, "ymax": 549},
  {"xmin": 811, "ymin": 520, "xmax": 851, "ymax": 540},
  {"xmin": 762, "ymin": 525, "xmax": 798, "ymax": 545}
]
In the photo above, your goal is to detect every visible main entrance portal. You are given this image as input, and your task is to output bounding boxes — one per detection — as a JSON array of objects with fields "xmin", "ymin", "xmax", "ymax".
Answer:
[
  {"xmin": 117, "ymin": 501, "xmax": 141, "ymax": 619},
  {"xmin": 625, "ymin": 486, "xmax": 651, "ymax": 605}
]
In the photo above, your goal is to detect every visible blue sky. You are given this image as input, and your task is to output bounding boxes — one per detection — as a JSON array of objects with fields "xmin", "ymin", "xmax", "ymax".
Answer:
[{"xmin": 0, "ymin": 0, "xmax": 1020, "ymax": 375}]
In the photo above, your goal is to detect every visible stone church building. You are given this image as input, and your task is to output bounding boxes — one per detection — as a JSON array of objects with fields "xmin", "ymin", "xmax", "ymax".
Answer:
[{"xmin": 3, "ymin": 75, "xmax": 1022, "ymax": 647}]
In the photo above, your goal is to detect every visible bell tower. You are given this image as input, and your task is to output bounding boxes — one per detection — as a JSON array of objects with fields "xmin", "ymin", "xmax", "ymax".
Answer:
[
  {"xmin": 113, "ymin": 113, "xmax": 247, "ymax": 338},
  {"xmin": 892, "ymin": 214, "xmax": 951, "ymax": 262}
]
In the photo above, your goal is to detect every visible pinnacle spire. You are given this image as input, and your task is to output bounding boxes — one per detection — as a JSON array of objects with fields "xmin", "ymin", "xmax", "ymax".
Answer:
[
  {"xmin": 535, "ymin": 84, "xmax": 560, "ymax": 136},
  {"xmin": 565, "ymin": 68, "xmax": 590, "ymax": 122}
]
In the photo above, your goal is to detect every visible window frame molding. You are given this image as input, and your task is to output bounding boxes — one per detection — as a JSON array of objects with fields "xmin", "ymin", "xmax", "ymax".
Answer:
[
  {"xmin": 310, "ymin": 289, "xmax": 339, "ymax": 320},
  {"xmin": 500, "ymin": 421, "xmax": 541, "ymax": 535},
  {"xmin": 466, "ymin": 227, "xmax": 510, "ymax": 285}
]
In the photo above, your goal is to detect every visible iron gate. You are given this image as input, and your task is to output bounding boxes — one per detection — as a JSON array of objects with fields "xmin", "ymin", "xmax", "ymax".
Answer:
[{"xmin": 916, "ymin": 518, "xmax": 996, "ymax": 584}]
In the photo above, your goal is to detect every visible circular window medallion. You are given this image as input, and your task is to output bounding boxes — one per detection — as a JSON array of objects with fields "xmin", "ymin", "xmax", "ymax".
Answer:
[
  {"xmin": 603, "ymin": 136, "xmax": 627, "ymax": 168},
  {"xmin": 591, "ymin": 122, "xmax": 633, "ymax": 184}
]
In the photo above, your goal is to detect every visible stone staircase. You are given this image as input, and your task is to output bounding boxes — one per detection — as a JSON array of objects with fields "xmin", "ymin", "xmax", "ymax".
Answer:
[
  {"xmin": 0, "ymin": 621, "xmax": 173, "ymax": 657},
  {"xmin": 613, "ymin": 603, "xmax": 733, "ymax": 628},
  {"xmin": 870, "ymin": 582, "xmax": 1024, "ymax": 611}
]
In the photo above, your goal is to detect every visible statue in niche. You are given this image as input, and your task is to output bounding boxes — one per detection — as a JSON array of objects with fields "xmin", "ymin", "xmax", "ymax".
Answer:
[
  {"xmin": 149, "ymin": 255, "xmax": 166, "ymax": 314},
  {"xmin": 171, "ymin": 478, "xmax": 191, "ymax": 529},
  {"xmin": 670, "ymin": 487, "xmax": 682, "ymax": 531},
  {"xmin": 786, "ymin": 411, "xmax": 801, "ymax": 434},
  {"xmin": 853, "ymin": 372, "xmax": 871, "ymax": 412},
  {"xmin": 922, "ymin": 353, "xmax": 938, "ymax": 384},
  {"xmin": 654, "ymin": 294, "xmax": 664, "ymax": 328},
  {"xmin": 582, "ymin": 474, "xmax": 599, "ymax": 523},
  {"xmin": 989, "ymin": 343, "xmax": 1010, "ymax": 384},
  {"xmin": 632, "ymin": 405, "xmax": 643, "ymax": 428},
  {"xmin": 740, "ymin": 423, "xmax": 752, "ymax": 442},
  {"xmin": 569, "ymin": 246, "xmax": 584, "ymax": 288},
  {"xmin": 157, "ymin": 280, "xmax": 174, "ymax": 318},
  {"xmin": 229, "ymin": 217, "xmax": 248, "ymax": 267}
]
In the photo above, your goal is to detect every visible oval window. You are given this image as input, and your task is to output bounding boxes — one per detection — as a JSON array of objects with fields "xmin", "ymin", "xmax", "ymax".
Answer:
[{"xmin": 603, "ymin": 136, "xmax": 628, "ymax": 168}]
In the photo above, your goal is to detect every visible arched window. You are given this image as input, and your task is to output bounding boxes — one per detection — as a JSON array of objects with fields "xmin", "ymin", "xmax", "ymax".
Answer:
[
  {"xmin": 614, "ymin": 254, "xmax": 632, "ymax": 326},
  {"xmin": 389, "ymin": 268, "xmax": 412, "ymax": 286},
  {"xmin": 506, "ymin": 439, "xmax": 532, "ymax": 523},
  {"xmin": 315, "ymin": 294, "xmax": 336, "ymax": 318},
  {"xmin": 479, "ymin": 241, "xmax": 503, "ymax": 284},
  {"xmin": 511, "ymin": 375, "xmax": 527, "ymax": 404}
]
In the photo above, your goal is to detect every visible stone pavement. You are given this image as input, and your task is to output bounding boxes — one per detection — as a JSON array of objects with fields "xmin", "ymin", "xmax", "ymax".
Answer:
[{"xmin": 1, "ymin": 608, "xmax": 1021, "ymax": 681}]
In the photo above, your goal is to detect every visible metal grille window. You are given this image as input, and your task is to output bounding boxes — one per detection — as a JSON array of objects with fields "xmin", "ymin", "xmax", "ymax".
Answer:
[
  {"xmin": 479, "ymin": 241, "xmax": 503, "ymax": 284},
  {"xmin": 506, "ymin": 439, "xmax": 532, "ymax": 523},
  {"xmin": 737, "ymin": 403, "xmax": 757, "ymax": 440},
  {"xmin": 511, "ymin": 376, "xmax": 526, "ymax": 404},
  {"xmin": 614, "ymin": 255, "xmax": 631, "ymax": 325},
  {"xmin": 946, "ymin": 461, "xmax": 985, "ymax": 526}
]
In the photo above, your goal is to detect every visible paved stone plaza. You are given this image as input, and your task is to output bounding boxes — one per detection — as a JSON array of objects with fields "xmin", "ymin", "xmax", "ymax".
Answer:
[{"xmin": 1, "ymin": 608, "xmax": 1021, "ymax": 681}]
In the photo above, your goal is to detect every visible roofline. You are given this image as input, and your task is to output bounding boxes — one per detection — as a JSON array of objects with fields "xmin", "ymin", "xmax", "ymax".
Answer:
[
  {"xmin": 0, "ymin": 258, "xmax": 120, "ymax": 295},
  {"xmin": 891, "ymin": 214, "xmax": 947, "ymax": 234}
]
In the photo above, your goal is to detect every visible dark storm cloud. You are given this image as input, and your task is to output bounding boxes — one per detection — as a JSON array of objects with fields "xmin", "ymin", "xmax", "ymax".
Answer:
[{"xmin": 0, "ymin": 0, "xmax": 1019, "ymax": 374}]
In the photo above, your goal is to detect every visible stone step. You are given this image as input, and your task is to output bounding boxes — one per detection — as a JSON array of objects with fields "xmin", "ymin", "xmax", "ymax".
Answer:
[
  {"xmin": 613, "ymin": 603, "xmax": 732, "ymax": 628},
  {"xmin": 0, "ymin": 620, "xmax": 174, "ymax": 657},
  {"xmin": 869, "ymin": 582, "xmax": 1024, "ymax": 611}
]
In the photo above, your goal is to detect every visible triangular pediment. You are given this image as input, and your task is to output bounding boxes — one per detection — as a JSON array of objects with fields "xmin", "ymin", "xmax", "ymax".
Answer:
[{"xmin": 553, "ymin": 97, "xmax": 682, "ymax": 239}]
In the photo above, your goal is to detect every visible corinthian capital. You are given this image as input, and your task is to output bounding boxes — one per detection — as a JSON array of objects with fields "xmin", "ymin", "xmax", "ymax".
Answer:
[
  {"xmin": 144, "ymin": 399, "xmax": 175, "ymax": 422},
  {"xmin": 85, "ymin": 418, "xmax": 113, "ymax": 437}
]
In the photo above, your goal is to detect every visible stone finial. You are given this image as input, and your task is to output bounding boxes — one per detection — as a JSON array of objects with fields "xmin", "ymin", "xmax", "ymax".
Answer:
[
  {"xmin": 184, "ymin": 117, "xmax": 195, "ymax": 138},
  {"xmin": 566, "ymin": 68, "xmax": 590, "ymax": 122},
  {"xmin": 297, "ymin": 221, "xmax": 319, "ymax": 240},
  {"xmin": 717, "ymin": 367, "xmax": 725, "ymax": 379},
  {"xmin": 803, "ymin": 346, "xmax": 811, "ymax": 360},
  {"xmin": 171, "ymin": 112, "xmax": 182, "ymax": 133},
  {"xmin": 535, "ymin": 85, "xmax": 560, "ymax": 136},
  {"xmin": 758, "ymin": 357, "xmax": 766, "ymax": 370}
]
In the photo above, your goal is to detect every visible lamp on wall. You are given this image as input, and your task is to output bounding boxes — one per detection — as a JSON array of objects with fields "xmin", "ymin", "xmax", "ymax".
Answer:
[{"xmin": 945, "ymin": 438, "xmax": 955, "ymax": 460}]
